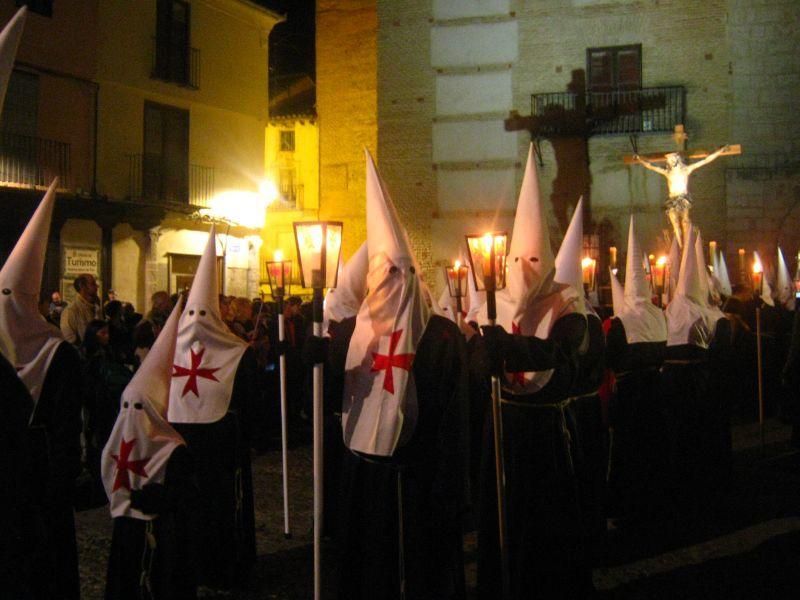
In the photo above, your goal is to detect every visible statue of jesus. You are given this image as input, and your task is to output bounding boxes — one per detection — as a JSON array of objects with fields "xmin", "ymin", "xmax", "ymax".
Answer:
[{"xmin": 634, "ymin": 145, "xmax": 730, "ymax": 246}]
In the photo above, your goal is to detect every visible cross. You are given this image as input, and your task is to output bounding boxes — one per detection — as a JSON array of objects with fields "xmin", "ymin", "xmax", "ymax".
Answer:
[
  {"xmin": 172, "ymin": 346, "xmax": 220, "ymax": 398},
  {"xmin": 110, "ymin": 438, "xmax": 150, "ymax": 492},
  {"xmin": 370, "ymin": 329, "xmax": 415, "ymax": 394}
]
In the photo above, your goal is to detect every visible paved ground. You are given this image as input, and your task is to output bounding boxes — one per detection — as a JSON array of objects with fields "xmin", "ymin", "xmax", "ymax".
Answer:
[{"xmin": 76, "ymin": 419, "xmax": 800, "ymax": 599}]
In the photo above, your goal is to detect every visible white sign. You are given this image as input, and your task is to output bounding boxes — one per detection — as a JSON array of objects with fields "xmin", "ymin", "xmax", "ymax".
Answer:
[{"xmin": 63, "ymin": 247, "xmax": 100, "ymax": 277}]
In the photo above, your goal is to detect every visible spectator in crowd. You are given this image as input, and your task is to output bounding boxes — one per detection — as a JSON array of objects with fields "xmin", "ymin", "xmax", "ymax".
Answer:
[
  {"xmin": 230, "ymin": 297, "xmax": 255, "ymax": 340},
  {"xmin": 60, "ymin": 274, "xmax": 102, "ymax": 346},
  {"xmin": 49, "ymin": 290, "xmax": 67, "ymax": 325},
  {"xmin": 145, "ymin": 290, "xmax": 172, "ymax": 328},
  {"xmin": 104, "ymin": 300, "xmax": 135, "ymax": 366},
  {"xmin": 132, "ymin": 319, "xmax": 159, "ymax": 367}
]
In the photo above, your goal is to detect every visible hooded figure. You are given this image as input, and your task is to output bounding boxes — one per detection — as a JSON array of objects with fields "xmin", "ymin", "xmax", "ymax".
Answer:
[
  {"xmin": 661, "ymin": 227, "xmax": 733, "ymax": 516},
  {"xmin": 337, "ymin": 150, "xmax": 469, "ymax": 600},
  {"xmin": 324, "ymin": 241, "xmax": 368, "ymax": 333},
  {"xmin": 753, "ymin": 250, "xmax": 775, "ymax": 308},
  {"xmin": 167, "ymin": 226, "xmax": 257, "ymax": 590},
  {"xmin": 775, "ymin": 247, "xmax": 795, "ymax": 311},
  {"xmin": 667, "ymin": 235, "xmax": 681, "ymax": 302},
  {"xmin": 605, "ymin": 218, "xmax": 669, "ymax": 522},
  {"xmin": 0, "ymin": 178, "xmax": 82, "ymax": 600},
  {"xmin": 102, "ymin": 300, "xmax": 197, "ymax": 600},
  {"xmin": 610, "ymin": 268, "xmax": 624, "ymax": 316},
  {"xmin": 554, "ymin": 197, "xmax": 608, "ymax": 558},
  {"xmin": 0, "ymin": 6, "xmax": 25, "ymax": 117},
  {"xmin": 477, "ymin": 145, "xmax": 593, "ymax": 600},
  {"xmin": 715, "ymin": 248, "xmax": 733, "ymax": 298}
]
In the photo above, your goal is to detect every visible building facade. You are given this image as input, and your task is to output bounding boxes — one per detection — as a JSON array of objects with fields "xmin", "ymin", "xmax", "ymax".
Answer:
[
  {"xmin": 0, "ymin": 0, "xmax": 281, "ymax": 310},
  {"xmin": 317, "ymin": 0, "xmax": 800, "ymax": 292}
]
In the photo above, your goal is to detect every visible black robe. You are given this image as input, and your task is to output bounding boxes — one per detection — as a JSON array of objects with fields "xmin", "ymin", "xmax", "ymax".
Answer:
[
  {"xmin": 477, "ymin": 312, "xmax": 595, "ymax": 600},
  {"xmin": 171, "ymin": 347, "xmax": 257, "ymax": 590},
  {"xmin": 337, "ymin": 315, "xmax": 469, "ymax": 600},
  {"xmin": 105, "ymin": 445, "xmax": 198, "ymax": 600},
  {"xmin": 0, "ymin": 353, "xmax": 48, "ymax": 599},
  {"xmin": 566, "ymin": 313, "xmax": 607, "ymax": 560},
  {"xmin": 604, "ymin": 318, "xmax": 667, "ymax": 520},
  {"xmin": 658, "ymin": 318, "xmax": 734, "ymax": 520},
  {"xmin": 29, "ymin": 341, "xmax": 83, "ymax": 600}
]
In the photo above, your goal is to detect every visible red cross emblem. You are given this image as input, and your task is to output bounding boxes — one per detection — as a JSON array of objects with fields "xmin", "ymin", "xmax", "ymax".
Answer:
[
  {"xmin": 371, "ymin": 329, "xmax": 415, "ymax": 394},
  {"xmin": 172, "ymin": 347, "xmax": 220, "ymax": 398},
  {"xmin": 110, "ymin": 438, "xmax": 150, "ymax": 492},
  {"xmin": 509, "ymin": 322, "xmax": 526, "ymax": 387}
]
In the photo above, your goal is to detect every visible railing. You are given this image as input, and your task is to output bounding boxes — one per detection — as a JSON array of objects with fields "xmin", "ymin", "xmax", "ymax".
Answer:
[
  {"xmin": 0, "ymin": 131, "xmax": 70, "ymax": 188},
  {"xmin": 271, "ymin": 183, "xmax": 304, "ymax": 211},
  {"xmin": 151, "ymin": 37, "xmax": 200, "ymax": 90},
  {"xmin": 127, "ymin": 154, "xmax": 214, "ymax": 207},
  {"xmin": 530, "ymin": 86, "xmax": 686, "ymax": 136}
]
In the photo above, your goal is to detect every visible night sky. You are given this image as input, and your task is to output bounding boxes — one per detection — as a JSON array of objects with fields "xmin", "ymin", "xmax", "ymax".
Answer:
[{"xmin": 259, "ymin": 0, "xmax": 316, "ymax": 79}]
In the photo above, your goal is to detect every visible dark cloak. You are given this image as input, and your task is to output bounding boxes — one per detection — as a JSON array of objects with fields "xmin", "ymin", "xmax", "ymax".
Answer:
[
  {"xmin": 170, "ymin": 347, "xmax": 257, "ymax": 590},
  {"xmin": 104, "ymin": 445, "xmax": 198, "ymax": 600},
  {"xmin": 337, "ymin": 315, "xmax": 470, "ymax": 600},
  {"xmin": 477, "ymin": 312, "xmax": 595, "ymax": 600}
]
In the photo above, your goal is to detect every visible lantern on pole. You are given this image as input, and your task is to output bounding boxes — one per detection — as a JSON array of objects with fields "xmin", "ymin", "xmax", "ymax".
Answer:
[
  {"xmin": 581, "ymin": 256, "xmax": 597, "ymax": 293},
  {"xmin": 292, "ymin": 221, "xmax": 343, "ymax": 600},
  {"xmin": 751, "ymin": 253, "xmax": 766, "ymax": 454},
  {"xmin": 466, "ymin": 230, "xmax": 510, "ymax": 596},
  {"xmin": 265, "ymin": 249, "xmax": 293, "ymax": 539},
  {"xmin": 444, "ymin": 259, "xmax": 469, "ymax": 327}
]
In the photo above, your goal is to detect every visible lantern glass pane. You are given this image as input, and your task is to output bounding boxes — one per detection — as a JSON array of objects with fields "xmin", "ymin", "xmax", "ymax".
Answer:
[
  {"xmin": 293, "ymin": 221, "xmax": 343, "ymax": 289},
  {"xmin": 325, "ymin": 223, "xmax": 343, "ymax": 288},
  {"xmin": 465, "ymin": 232, "xmax": 507, "ymax": 291}
]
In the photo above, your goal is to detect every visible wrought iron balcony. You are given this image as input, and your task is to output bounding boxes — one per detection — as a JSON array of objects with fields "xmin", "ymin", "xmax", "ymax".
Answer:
[
  {"xmin": 271, "ymin": 182, "xmax": 304, "ymax": 211},
  {"xmin": 529, "ymin": 86, "xmax": 686, "ymax": 136},
  {"xmin": 127, "ymin": 153, "xmax": 214, "ymax": 207},
  {"xmin": 151, "ymin": 37, "xmax": 200, "ymax": 90},
  {"xmin": 0, "ymin": 131, "xmax": 70, "ymax": 189}
]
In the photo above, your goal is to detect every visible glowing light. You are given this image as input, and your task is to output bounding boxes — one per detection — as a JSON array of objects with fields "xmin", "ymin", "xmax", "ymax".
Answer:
[
  {"xmin": 199, "ymin": 190, "xmax": 268, "ymax": 228},
  {"xmin": 656, "ymin": 255, "xmax": 668, "ymax": 267},
  {"xmin": 753, "ymin": 255, "xmax": 763, "ymax": 274},
  {"xmin": 273, "ymin": 249, "xmax": 284, "ymax": 262},
  {"xmin": 259, "ymin": 179, "xmax": 279, "ymax": 203}
]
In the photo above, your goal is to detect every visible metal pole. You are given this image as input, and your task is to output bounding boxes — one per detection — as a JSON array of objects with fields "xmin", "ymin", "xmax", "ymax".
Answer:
[
  {"xmin": 277, "ymin": 295, "xmax": 291, "ymax": 538},
  {"xmin": 485, "ymin": 278, "xmax": 509, "ymax": 598},
  {"xmin": 756, "ymin": 306, "xmax": 765, "ymax": 453},
  {"xmin": 455, "ymin": 294, "xmax": 463, "ymax": 330},
  {"xmin": 312, "ymin": 285, "xmax": 324, "ymax": 600}
]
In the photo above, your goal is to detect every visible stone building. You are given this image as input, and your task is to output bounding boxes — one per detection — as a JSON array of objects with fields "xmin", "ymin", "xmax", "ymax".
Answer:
[{"xmin": 317, "ymin": 0, "xmax": 800, "ymax": 291}]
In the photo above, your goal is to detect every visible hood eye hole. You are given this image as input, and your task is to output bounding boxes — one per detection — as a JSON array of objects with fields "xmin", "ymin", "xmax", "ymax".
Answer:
[
  {"xmin": 409, "ymin": 266, "xmax": 415, "ymax": 274},
  {"xmin": 514, "ymin": 257, "xmax": 519, "ymax": 263},
  {"xmin": 199, "ymin": 310, "xmax": 206, "ymax": 316},
  {"xmin": 134, "ymin": 402, "xmax": 143, "ymax": 410},
  {"xmin": 389, "ymin": 266, "xmax": 398, "ymax": 274},
  {"xmin": 530, "ymin": 257, "xmax": 539, "ymax": 263},
  {"xmin": 1, "ymin": 288, "xmax": 10, "ymax": 295},
  {"xmin": 189, "ymin": 310, "xmax": 195, "ymax": 316},
  {"xmin": 123, "ymin": 401, "xmax": 129, "ymax": 408}
]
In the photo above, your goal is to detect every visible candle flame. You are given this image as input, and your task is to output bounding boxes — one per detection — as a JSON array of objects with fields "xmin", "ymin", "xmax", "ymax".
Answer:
[
  {"xmin": 581, "ymin": 256, "xmax": 595, "ymax": 269},
  {"xmin": 738, "ymin": 248, "xmax": 746, "ymax": 256},
  {"xmin": 273, "ymin": 249, "xmax": 284, "ymax": 262},
  {"xmin": 656, "ymin": 255, "xmax": 668, "ymax": 267},
  {"xmin": 753, "ymin": 256, "xmax": 763, "ymax": 274},
  {"xmin": 454, "ymin": 259, "xmax": 461, "ymax": 270}
]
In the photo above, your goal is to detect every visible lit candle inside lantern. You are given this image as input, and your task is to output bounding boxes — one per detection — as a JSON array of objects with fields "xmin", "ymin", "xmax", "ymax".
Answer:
[
  {"xmin": 752, "ymin": 254, "xmax": 764, "ymax": 296},
  {"xmin": 738, "ymin": 248, "xmax": 746, "ymax": 280},
  {"xmin": 581, "ymin": 256, "xmax": 596, "ymax": 288},
  {"xmin": 709, "ymin": 240, "xmax": 717, "ymax": 264},
  {"xmin": 609, "ymin": 246, "xmax": 617, "ymax": 270},
  {"xmin": 269, "ymin": 249, "xmax": 284, "ymax": 282}
]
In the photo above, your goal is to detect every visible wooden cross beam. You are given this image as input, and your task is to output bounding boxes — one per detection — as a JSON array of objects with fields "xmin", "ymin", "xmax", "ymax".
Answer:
[{"xmin": 622, "ymin": 144, "xmax": 742, "ymax": 165}]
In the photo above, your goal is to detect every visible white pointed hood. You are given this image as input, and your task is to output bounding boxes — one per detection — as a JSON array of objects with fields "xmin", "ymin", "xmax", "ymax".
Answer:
[
  {"xmin": 667, "ymin": 236, "xmax": 681, "ymax": 302},
  {"xmin": 103, "ymin": 300, "xmax": 185, "ymax": 520},
  {"xmin": 666, "ymin": 227, "xmax": 725, "ymax": 347},
  {"xmin": 554, "ymin": 197, "xmax": 589, "ymax": 314},
  {"xmin": 324, "ymin": 241, "xmax": 368, "ymax": 331},
  {"xmin": 0, "ymin": 7, "xmax": 26, "ymax": 117},
  {"xmin": 716, "ymin": 249, "xmax": 733, "ymax": 297},
  {"xmin": 0, "ymin": 179, "xmax": 62, "ymax": 409},
  {"xmin": 610, "ymin": 268, "xmax": 624, "ymax": 316},
  {"xmin": 753, "ymin": 251, "xmax": 775, "ymax": 307},
  {"xmin": 342, "ymin": 150, "xmax": 431, "ymax": 457},
  {"xmin": 776, "ymin": 247, "xmax": 795, "ymax": 310},
  {"xmin": 478, "ymin": 144, "xmax": 581, "ymax": 395},
  {"xmin": 615, "ymin": 215, "xmax": 667, "ymax": 343},
  {"xmin": 168, "ymin": 226, "xmax": 247, "ymax": 423},
  {"xmin": 465, "ymin": 264, "xmax": 486, "ymax": 324}
]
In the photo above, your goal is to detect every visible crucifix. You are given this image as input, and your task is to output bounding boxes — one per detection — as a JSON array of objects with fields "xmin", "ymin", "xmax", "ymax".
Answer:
[{"xmin": 624, "ymin": 125, "xmax": 742, "ymax": 247}]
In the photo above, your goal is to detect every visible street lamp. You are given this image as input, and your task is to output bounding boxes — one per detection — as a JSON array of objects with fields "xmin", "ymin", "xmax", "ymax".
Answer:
[
  {"xmin": 292, "ymin": 221, "xmax": 343, "ymax": 600},
  {"xmin": 265, "ymin": 249, "xmax": 293, "ymax": 539},
  {"xmin": 465, "ymin": 230, "xmax": 509, "ymax": 597},
  {"xmin": 444, "ymin": 259, "xmax": 468, "ymax": 327}
]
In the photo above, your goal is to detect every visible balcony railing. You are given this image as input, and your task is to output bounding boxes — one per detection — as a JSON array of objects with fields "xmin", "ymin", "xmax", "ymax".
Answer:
[
  {"xmin": 127, "ymin": 154, "xmax": 214, "ymax": 207},
  {"xmin": 0, "ymin": 131, "xmax": 70, "ymax": 189},
  {"xmin": 151, "ymin": 37, "xmax": 200, "ymax": 90},
  {"xmin": 530, "ymin": 86, "xmax": 686, "ymax": 136}
]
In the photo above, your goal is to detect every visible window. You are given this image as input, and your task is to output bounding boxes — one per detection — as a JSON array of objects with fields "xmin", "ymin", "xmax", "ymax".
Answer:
[
  {"xmin": 586, "ymin": 44, "xmax": 641, "ymax": 93},
  {"xmin": 143, "ymin": 101, "xmax": 189, "ymax": 203},
  {"xmin": 154, "ymin": 0, "xmax": 191, "ymax": 85},
  {"xmin": 279, "ymin": 167, "xmax": 297, "ymax": 205},
  {"xmin": 1, "ymin": 70, "xmax": 38, "ymax": 136},
  {"xmin": 16, "ymin": 1, "xmax": 52, "ymax": 17},
  {"xmin": 280, "ymin": 130, "xmax": 295, "ymax": 152}
]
